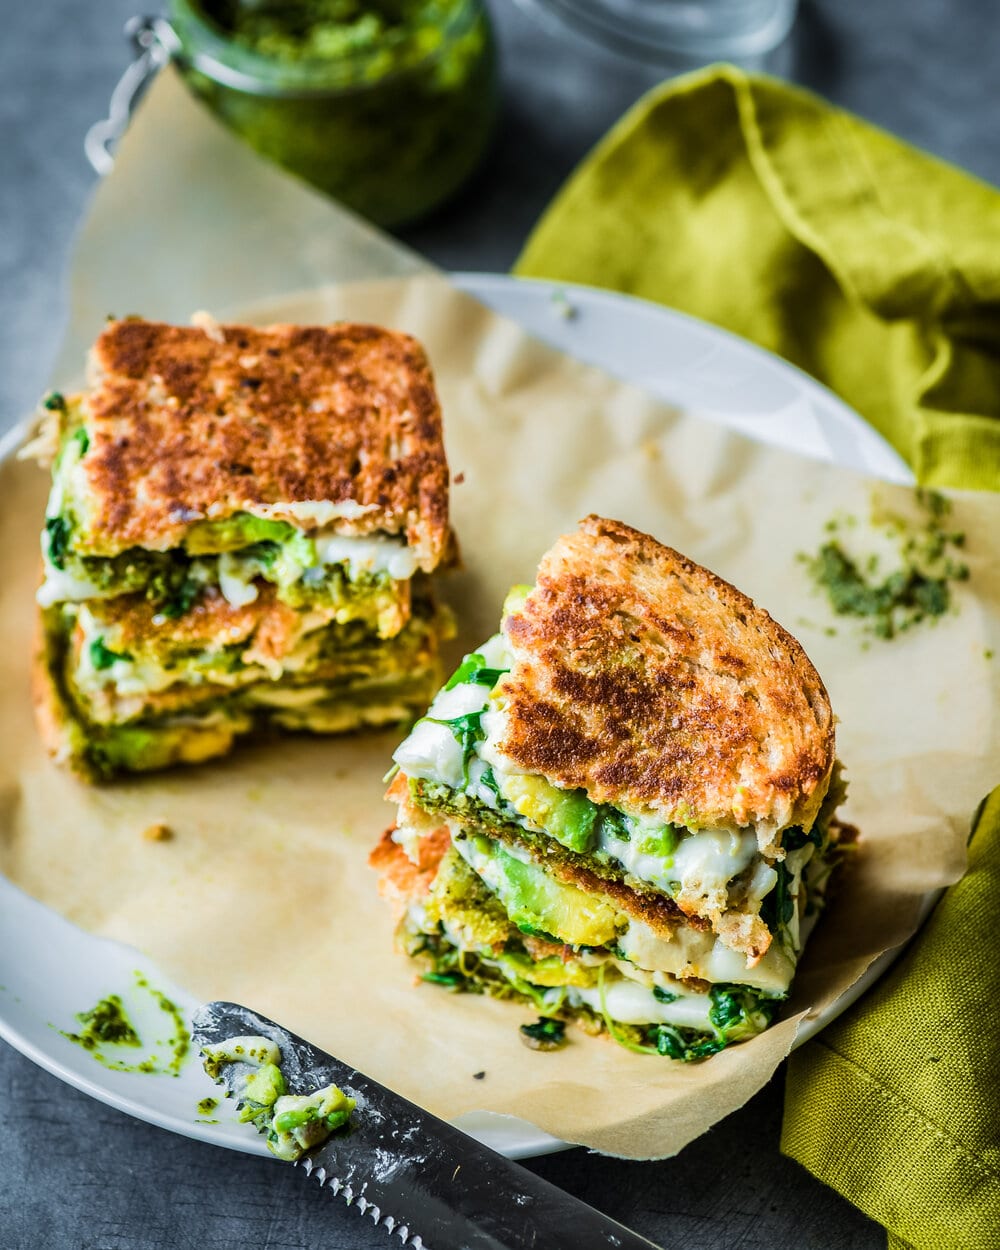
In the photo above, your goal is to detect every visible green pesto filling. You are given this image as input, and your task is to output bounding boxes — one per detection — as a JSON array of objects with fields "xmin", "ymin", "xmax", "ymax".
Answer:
[
  {"xmin": 406, "ymin": 851, "xmax": 781, "ymax": 1061},
  {"xmin": 77, "ymin": 671, "xmax": 436, "ymax": 780},
  {"xmin": 411, "ymin": 769, "xmax": 846, "ymax": 951},
  {"xmin": 409, "ymin": 776, "xmax": 677, "ymax": 906},
  {"xmin": 46, "ymin": 536, "xmax": 405, "ymax": 626},
  {"xmin": 217, "ymin": 0, "xmax": 466, "ymax": 66}
]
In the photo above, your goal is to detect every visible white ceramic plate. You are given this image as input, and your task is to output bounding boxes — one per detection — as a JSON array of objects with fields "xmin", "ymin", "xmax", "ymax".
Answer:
[{"xmin": 0, "ymin": 275, "xmax": 921, "ymax": 1163}]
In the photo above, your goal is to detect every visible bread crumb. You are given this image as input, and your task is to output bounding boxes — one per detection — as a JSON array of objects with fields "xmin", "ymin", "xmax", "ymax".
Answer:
[
  {"xmin": 143, "ymin": 823, "xmax": 173, "ymax": 842},
  {"xmin": 453, "ymin": 471, "xmax": 466, "ymax": 485},
  {"xmin": 190, "ymin": 310, "xmax": 225, "ymax": 343}
]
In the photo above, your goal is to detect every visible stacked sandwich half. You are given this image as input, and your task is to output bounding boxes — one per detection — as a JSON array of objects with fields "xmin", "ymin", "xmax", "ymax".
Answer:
[
  {"xmin": 373, "ymin": 516, "xmax": 849, "ymax": 1060},
  {"xmin": 32, "ymin": 316, "xmax": 455, "ymax": 780}
]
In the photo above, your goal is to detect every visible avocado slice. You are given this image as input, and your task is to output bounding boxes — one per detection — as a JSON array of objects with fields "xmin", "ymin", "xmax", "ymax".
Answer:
[
  {"xmin": 464, "ymin": 836, "xmax": 619, "ymax": 948},
  {"xmin": 184, "ymin": 512, "xmax": 313, "ymax": 559},
  {"xmin": 499, "ymin": 773, "xmax": 598, "ymax": 854}
]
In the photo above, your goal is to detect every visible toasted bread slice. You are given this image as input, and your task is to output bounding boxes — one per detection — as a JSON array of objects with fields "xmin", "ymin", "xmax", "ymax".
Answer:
[
  {"xmin": 495, "ymin": 516, "xmax": 835, "ymax": 851},
  {"xmin": 66, "ymin": 318, "xmax": 450, "ymax": 567}
]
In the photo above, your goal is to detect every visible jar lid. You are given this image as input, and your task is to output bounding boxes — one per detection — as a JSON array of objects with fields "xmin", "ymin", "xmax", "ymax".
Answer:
[{"xmin": 514, "ymin": 0, "xmax": 798, "ymax": 63}]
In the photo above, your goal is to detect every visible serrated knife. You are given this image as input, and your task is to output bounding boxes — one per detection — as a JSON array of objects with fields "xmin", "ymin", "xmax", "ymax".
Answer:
[{"xmin": 193, "ymin": 1001, "xmax": 664, "ymax": 1250}]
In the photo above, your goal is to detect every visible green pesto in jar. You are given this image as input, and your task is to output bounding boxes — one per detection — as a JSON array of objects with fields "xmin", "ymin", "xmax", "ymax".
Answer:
[
  {"xmin": 222, "ymin": 0, "xmax": 467, "ymax": 67},
  {"xmin": 169, "ymin": 0, "xmax": 497, "ymax": 226}
]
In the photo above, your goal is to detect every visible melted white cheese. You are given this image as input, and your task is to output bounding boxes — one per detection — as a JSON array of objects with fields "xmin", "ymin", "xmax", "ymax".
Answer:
[
  {"xmin": 393, "ymin": 679, "xmax": 492, "ymax": 789},
  {"xmin": 568, "ymin": 981, "xmax": 714, "ymax": 1029},
  {"xmin": 602, "ymin": 825, "xmax": 758, "ymax": 905},
  {"xmin": 201, "ymin": 1036, "xmax": 280, "ymax": 1068},
  {"xmin": 37, "ymin": 566, "xmax": 106, "ymax": 607},
  {"xmin": 313, "ymin": 532, "xmax": 417, "ymax": 580},
  {"xmin": 617, "ymin": 918, "xmax": 795, "ymax": 994},
  {"xmin": 218, "ymin": 551, "xmax": 259, "ymax": 607},
  {"xmin": 248, "ymin": 500, "xmax": 379, "ymax": 526}
]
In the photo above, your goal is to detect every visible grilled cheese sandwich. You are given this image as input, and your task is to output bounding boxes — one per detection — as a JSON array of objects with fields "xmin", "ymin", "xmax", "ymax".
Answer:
[{"xmin": 373, "ymin": 516, "xmax": 851, "ymax": 1061}]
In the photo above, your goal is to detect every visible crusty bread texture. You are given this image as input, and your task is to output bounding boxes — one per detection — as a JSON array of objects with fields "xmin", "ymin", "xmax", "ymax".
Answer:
[
  {"xmin": 495, "ymin": 516, "xmax": 835, "ymax": 848},
  {"xmin": 73, "ymin": 318, "xmax": 451, "ymax": 568}
]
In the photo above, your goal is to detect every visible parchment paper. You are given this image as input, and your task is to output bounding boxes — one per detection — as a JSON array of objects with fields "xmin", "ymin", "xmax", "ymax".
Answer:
[{"xmin": 3, "ymin": 70, "xmax": 1000, "ymax": 1160}]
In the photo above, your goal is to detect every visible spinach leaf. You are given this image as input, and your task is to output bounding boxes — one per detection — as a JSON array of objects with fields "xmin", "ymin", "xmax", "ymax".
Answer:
[
  {"xmin": 89, "ymin": 637, "xmax": 133, "ymax": 671},
  {"xmin": 444, "ymin": 651, "xmax": 509, "ymax": 691},
  {"xmin": 45, "ymin": 516, "xmax": 71, "ymax": 570},
  {"xmin": 759, "ymin": 860, "xmax": 794, "ymax": 935},
  {"xmin": 422, "ymin": 709, "xmax": 485, "ymax": 785},
  {"xmin": 519, "ymin": 1017, "xmax": 567, "ymax": 1051},
  {"xmin": 596, "ymin": 807, "xmax": 631, "ymax": 842},
  {"xmin": 421, "ymin": 971, "xmax": 465, "ymax": 989},
  {"xmin": 653, "ymin": 1026, "xmax": 726, "ymax": 1062},
  {"xmin": 646, "ymin": 985, "xmax": 779, "ymax": 1062},
  {"xmin": 782, "ymin": 824, "xmax": 823, "ymax": 853}
]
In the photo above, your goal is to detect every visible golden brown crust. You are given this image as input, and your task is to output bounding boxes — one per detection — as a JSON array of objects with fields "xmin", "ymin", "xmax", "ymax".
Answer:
[
  {"xmin": 496, "ymin": 515, "xmax": 835, "ymax": 841},
  {"xmin": 79, "ymin": 585, "xmax": 326, "ymax": 660},
  {"xmin": 546, "ymin": 852, "xmax": 696, "ymax": 941},
  {"xmin": 77, "ymin": 319, "xmax": 451, "ymax": 568},
  {"xmin": 369, "ymin": 827, "xmax": 451, "ymax": 913}
]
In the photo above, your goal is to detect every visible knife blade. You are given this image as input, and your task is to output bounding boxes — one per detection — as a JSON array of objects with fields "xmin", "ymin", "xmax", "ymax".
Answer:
[{"xmin": 193, "ymin": 1001, "xmax": 664, "ymax": 1250}]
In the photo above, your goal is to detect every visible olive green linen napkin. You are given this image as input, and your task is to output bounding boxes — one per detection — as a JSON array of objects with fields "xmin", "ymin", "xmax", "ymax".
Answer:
[
  {"xmin": 515, "ymin": 64, "xmax": 1000, "ymax": 1249},
  {"xmin": 783, "ymin": 793, "xmax": 1000, "ymax": 1250},
  {"xmin": 515, "ymin": 64, "xmax": 1000, "ymax": 491}
]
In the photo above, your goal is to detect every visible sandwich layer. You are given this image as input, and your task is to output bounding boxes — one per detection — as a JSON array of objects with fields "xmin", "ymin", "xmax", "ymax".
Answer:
[
  {"xmin": 38, "ymin": 397, "xmax": 419, "ymax": 631},
  {"xmin": 59, "ymin": 587, "xmax": 446, "ymax": 727},
  {"xmin": 371, "ymin": 826, "xmax": 850, "ymax": 1060},
  {"xmin": 36, "ymin": 602, "xmax": 447, "ymax": 781}
]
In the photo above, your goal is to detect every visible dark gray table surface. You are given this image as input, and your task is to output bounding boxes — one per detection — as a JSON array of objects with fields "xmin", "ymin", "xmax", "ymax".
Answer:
[{"xmin": 2, "ymin": 3, "xmax": 996, "ymax": 1247}]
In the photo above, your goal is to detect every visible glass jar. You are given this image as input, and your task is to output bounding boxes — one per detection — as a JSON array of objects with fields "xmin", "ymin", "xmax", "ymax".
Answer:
[
  {"xmin": 167, "ymin": 0, "xmax": 498, "ymax": 228},
  {"xmin": 515, "ymin": 0, "xmax": 798, "ymax": 64}
]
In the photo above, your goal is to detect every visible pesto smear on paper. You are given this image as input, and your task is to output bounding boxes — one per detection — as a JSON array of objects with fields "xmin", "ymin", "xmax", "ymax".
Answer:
[{"xmin": 800, "ymin": 489, "xmax": 969, "ymax": 640}]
